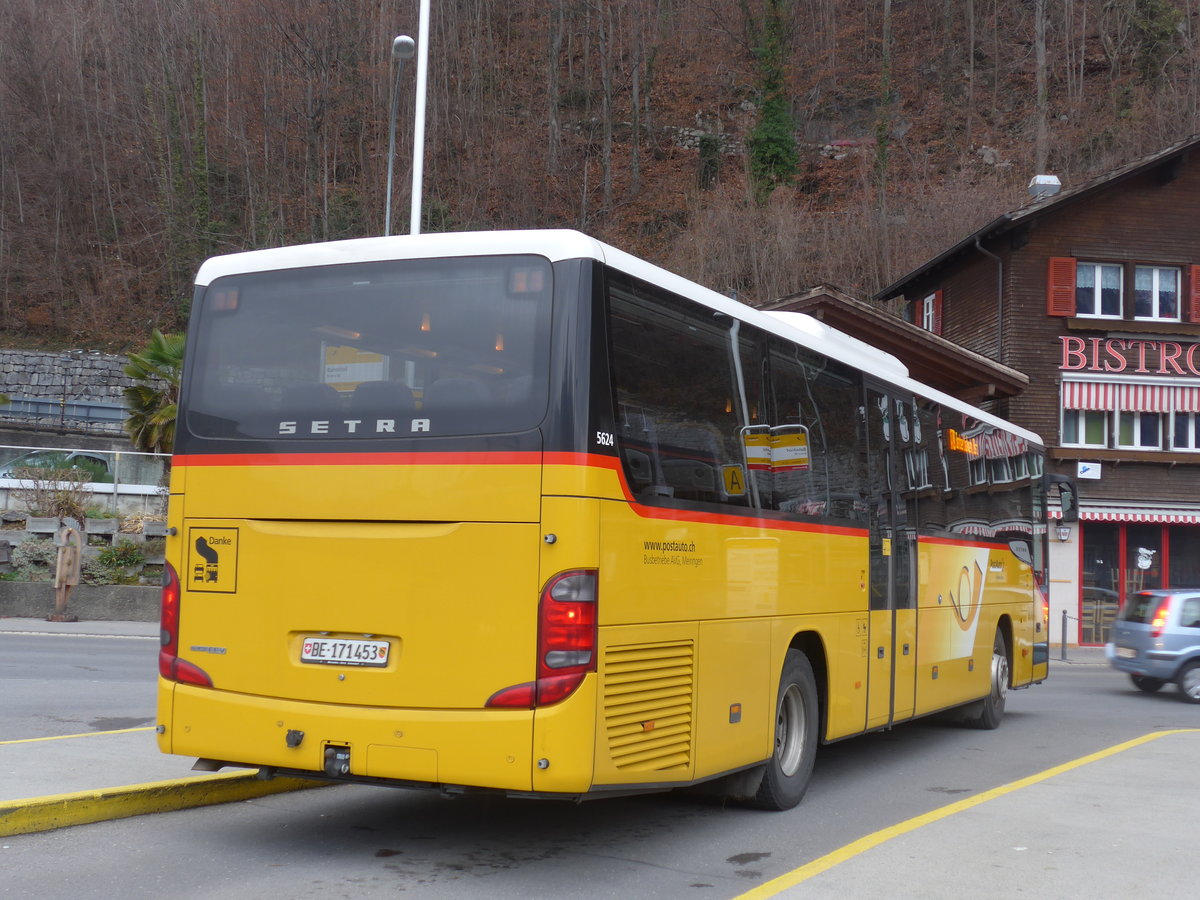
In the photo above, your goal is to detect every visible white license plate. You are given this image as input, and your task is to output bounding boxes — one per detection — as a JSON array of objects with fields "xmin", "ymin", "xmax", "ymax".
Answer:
[
  {"xmin": 1116, "ymin": 647, "xmax": 1136, "ymax": 659},
  {"xmin": 301, "ymin": 637, "xmax": 390, "ymax": 667}
]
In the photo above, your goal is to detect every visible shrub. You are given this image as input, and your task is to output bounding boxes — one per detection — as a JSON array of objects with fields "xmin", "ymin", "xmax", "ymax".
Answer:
[
  {"xmin": 97, "ymin": 540, "xmax": 145, "ymax": 570},
  {"xmin": 10, "ymin": 466, "xmax": 92, "ymax": 522},
  {"xmin": 11, "ymin": 538, "xmax": 56, "ymax": 581}
]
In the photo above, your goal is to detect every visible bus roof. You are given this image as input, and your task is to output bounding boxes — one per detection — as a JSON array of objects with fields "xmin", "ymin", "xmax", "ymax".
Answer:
[{"xmin": 194, "ymin": 229, "xmax": 1044, "ymax": 449}]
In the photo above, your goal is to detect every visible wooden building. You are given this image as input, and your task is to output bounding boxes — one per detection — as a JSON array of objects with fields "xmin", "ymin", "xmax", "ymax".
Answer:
[{"xmin": 856, "ymin": 134, "xmax": 1200, "ymax": 646}]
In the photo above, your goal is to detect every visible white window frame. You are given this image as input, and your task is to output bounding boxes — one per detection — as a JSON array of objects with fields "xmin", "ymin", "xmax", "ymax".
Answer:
[
  {"xmin": 988, "ymin": 456, "xmax": 1013, "ymax": 483},
  {"xmin": 921, "ymin": 294, "xmax": 937, "ymax": 331},
  {"xmin": 968, "ymin": 455, "xmax": 988, "ymax": 486},
  {"xmin": 1075, "ymin": 262, "xmax": 1123, "ymax": 319},
  {"xmin": 1116, "ymin": 410, "xmax": 1163, "ymax": 450},
  {"xmin": 1061, "ymin": 408, "xmax": 1109, "ymax": 449},
  {"xmin": 1171, "ymin": 411, "xmax": 1200, "ymax": 451},
  {"xmin": 1133, "ymin": 265, "xmax": 1181, "ymax": 322},
  {"xmin": 904, "ymin": 447, "xmax": 931, "ymax": 490}
]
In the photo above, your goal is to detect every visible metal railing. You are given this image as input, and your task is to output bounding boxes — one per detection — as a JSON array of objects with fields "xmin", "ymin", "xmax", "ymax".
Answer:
[{"xmin": 0, "ymin": 443, "xmax": 169, "ymax": 515}]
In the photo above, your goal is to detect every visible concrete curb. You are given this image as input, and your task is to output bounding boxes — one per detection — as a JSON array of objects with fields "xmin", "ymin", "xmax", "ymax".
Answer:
[{"xmin": 0, "ymin": 771, "xmax": 322, "ymax": 837}]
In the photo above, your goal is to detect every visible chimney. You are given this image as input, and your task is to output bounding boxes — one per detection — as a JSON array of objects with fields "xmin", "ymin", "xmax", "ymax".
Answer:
[{"xmin": 1028, "ymin": 174, "xmax": 1061, "ymax": 200}]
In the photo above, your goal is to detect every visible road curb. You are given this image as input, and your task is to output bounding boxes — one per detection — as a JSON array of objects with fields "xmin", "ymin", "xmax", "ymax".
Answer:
[{"xmin": 0, "ymin": 770, "xmax": 322, "ymax": 837}]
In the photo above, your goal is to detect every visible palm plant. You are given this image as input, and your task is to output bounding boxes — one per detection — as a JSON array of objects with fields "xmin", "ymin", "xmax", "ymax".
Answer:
[{"xmin": 123, "ymin": 330, "xmax": 185, "ymax": 454}]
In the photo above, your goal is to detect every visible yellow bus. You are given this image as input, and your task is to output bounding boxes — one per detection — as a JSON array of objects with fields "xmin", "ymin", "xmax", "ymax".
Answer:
[{"xmin": 157, "ymin": 230, "xmax": 1076, "ymax": 809}]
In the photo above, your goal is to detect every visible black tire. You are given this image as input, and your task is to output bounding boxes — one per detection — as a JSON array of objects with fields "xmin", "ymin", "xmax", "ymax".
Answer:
[
  {"xmin": 1176, "ymin": 661, "xmax": 1200, "ymax": 703},
  {"xmin": 964, "ymin": 630, "xmax": 1009, "ymax": 730},
  {"xmin": 748, "ymin": 649, "xmax": 819, "ymax": 810},
  {"xmin": 1130, "ymin": 674, "xmax": 1165, "ymax": 694}
]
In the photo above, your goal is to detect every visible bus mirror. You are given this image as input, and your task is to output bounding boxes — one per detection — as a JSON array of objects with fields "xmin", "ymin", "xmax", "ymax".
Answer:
[
  {"xmin": 1008, "ymin": 540, "xmax": 1033, "ymax": 566},
  {"xmin": 1046, "ymin": 473, "xmax": 1078, "ymax": 523}
]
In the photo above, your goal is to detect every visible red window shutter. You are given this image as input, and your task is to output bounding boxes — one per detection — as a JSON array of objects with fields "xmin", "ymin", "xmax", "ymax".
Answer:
[
  {"xmin": 1046, "ymin": 257, "xmax": 1076, "ymax": 317},
  {"xmin": 932, "ymin": 289, "xmax": 943, "ymax": 335},
  {"xmin": 1189, "ymin": 265, "xmax": 1200, "ymax": 322}
]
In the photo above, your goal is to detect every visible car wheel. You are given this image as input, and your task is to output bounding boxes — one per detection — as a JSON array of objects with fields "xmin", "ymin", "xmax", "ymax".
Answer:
[
  {"xmin": 1176, "ymin": 661, "xmax": 1200, "ymax": 704},
  {"xmin": 747, "ymin": 649, "xmax": 819, "ymax": 810},
  {"xmin": 1130, "ymin": 674, "xmax": 1164, "ymax": 693}
]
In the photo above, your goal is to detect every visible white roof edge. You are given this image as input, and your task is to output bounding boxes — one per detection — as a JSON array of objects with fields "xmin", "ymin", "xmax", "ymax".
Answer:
[
  {"xmin": 194, "ymin": 229, "xmax": 608, "ymax": 285},
  {"xmin": 194, "ymin": 229, "xmax": 1043, "ymax": 449}
]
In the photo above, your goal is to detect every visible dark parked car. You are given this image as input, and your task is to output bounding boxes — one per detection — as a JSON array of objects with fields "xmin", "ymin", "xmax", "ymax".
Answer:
[{"xmin": 1107, "ymin": 589, "xmax": 1200, "ymax": 703}]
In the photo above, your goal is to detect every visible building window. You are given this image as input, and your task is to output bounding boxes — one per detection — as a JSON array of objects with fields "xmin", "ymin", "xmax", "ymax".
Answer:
[
  {"xmin": 921, "ymin": 295, "xmax": 936, "ymax": 330},
  {"xmin": 1117, "ymin": 411, "xmax": 1162, "ymax": 449},
  {"xmin": 1172, "ymin": 412, "xmax": 1200, "ymax": 451},
  {"xmin": 1062, "ymin": 409, "xmax": 1108, "ymax": 448},
  {"xmin": 1133, "ymin": 266, "xmax": 1179, "ymax": 321},
  {"xmin": 1075, "ymin": 263, "xmax": 1123, "ymax": 318},
  {"xmin": 904, "ymin": 448, "xmax": 931, "ymax": 490},
  {"xmin": 968, "ymin": 455, "xmax": 988, "ymax": 485}
]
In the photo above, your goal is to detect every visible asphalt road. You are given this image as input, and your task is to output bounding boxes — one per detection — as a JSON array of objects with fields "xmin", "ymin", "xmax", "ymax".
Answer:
[
  {"xmin": 4, "ymin": 649, "xmax": 1197, "ymax": 900},
  {"xmin": 0, "ymin": 631, "xmax": 158, "ymax": 739}
]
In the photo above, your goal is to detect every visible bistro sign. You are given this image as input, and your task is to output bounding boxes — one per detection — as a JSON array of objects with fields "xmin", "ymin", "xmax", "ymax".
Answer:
[{"xmin": 1060, "ymin": 335, "xmax": 1200, "ymax": 376}]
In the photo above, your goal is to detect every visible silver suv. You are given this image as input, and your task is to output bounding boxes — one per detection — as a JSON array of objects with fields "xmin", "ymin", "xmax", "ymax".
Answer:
[{"xmin": 1107, "ymin": 590, "xmax": 1200, "ymax": 703}]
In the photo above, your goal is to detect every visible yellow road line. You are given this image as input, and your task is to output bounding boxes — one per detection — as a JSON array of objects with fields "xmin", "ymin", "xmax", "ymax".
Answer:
[
  {"xmin": 736, "ymin": 729, "xmax": 1200, "ymax": 900},
  {"xmin": 0, "ymin": 727, "xmax": 155, "ymax": 745}
]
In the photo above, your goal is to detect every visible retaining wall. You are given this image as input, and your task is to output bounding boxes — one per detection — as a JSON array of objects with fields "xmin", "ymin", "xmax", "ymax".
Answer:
[{"xmin": 0, "ymin": 582, "xmax": 158, "ymax": 622}]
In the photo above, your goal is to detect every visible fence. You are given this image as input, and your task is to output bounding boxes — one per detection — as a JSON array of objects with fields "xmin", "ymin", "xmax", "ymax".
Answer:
[{"xmin": 0, "ymin": 444, "xmax": 168, "ymax": 517}]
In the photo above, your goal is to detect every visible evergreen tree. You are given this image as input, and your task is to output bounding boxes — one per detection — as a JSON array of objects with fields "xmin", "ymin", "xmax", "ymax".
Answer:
[
  {"xmin": 123, "ymin": 330, "xmax": 185, "ymax": 455},
  {"xmin": 747, "ymin": 0, "xmax": 798, "ymax": 204}
]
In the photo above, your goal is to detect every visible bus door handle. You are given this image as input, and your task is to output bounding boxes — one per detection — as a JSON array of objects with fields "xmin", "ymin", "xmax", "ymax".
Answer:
[{"xmin": 877, "ymin": 646, "xmax": 885, "ymax": 659}]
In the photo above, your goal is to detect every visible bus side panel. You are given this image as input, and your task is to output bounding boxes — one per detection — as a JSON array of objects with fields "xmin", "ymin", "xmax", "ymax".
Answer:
[
  {"xmin": 591, "ymin": 621, "xmax": 699, "ymax": 787},
  {"xmin": 694, "ymin": 619, "xmax": 772, "ymax": 779},
  {"xmin": 915, "ymin": 541, "xmax": 993, "ymax": 714}
]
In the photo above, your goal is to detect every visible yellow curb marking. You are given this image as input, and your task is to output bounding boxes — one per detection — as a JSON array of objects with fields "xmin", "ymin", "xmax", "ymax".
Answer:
[
  {"xmin": 0, "ymin": 771, "xmax": 324, "ymax": 837},
  {"xmin": 735, "ymin": 728, "xmax": 1200, "ymax": 900},
  {"xmin": 0, "ymin": 727, "xmax": 155, "ymax": 745}
]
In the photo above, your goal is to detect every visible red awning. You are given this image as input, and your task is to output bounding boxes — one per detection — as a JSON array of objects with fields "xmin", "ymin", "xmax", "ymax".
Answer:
[
  {"xmin": 1061, "ymin": 381, "xmax": 1116, "ymax": 410},
  {"xmin": 1176, "ymin": 386, "xmax": 1200, "ymax": 413},
  {"xmin": 1051, "ymin": 504, "xmax": 1200, "ymax": 523},
  {"xmin": 1063, "ymin": 380, "xmax": 1200, "ymax": 413},
  {"xmin": 1118, "ymin": 383, "xmax": 1172, "ymax": 413}
]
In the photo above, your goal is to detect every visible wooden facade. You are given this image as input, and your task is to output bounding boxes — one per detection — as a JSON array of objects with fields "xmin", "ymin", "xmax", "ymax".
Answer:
[{"xmin": 870, "ymin": 134, "xmax": 1200, "ymax": 644}]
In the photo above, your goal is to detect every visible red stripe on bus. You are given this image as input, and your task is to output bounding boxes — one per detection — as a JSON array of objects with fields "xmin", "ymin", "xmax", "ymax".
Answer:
[
  {"xmin": 173, "ymin": 451, "xmax": 542, "ymax": 467},
  {"xmin": 172, "ymin": 449, "xmax": 867, "ymax": 537}
]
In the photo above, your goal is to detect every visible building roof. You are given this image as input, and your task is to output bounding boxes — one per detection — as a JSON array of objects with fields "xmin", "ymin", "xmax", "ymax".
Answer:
[
  {"xmin": 759, "ymin": 285, "xmax": 1029, "ymax": 403},
  {"xmin": 874, "ymin": 133, "xmax": 1200, "ymax": 301}
]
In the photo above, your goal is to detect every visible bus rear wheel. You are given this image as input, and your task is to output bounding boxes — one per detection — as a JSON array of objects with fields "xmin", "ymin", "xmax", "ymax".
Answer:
[{"xmin": 748, "ymin": 649, "xmax": 818, "ymax": 810}]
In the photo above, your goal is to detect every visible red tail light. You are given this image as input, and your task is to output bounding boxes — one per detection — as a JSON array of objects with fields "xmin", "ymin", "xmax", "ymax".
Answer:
[
  {"xmin": 159, "ymin": 562, "xmax": 213, "ymax": 687},
  {"xmin": 487, "ymin": 569, "xmax": 598, "ymax": 708},
  {"xmin": 1150, "ymin": 599, "xmax": 1171, "ymax": 638}
]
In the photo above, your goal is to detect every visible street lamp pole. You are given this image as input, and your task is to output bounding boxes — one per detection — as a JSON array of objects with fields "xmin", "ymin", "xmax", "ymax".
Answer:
[
  {"xmin": 384, "ymin": 34, "xmax": 416, "ymax": 237},
  {"xmin": 410, "ymin": 0, "xmax": 430, "ymax": 235}
]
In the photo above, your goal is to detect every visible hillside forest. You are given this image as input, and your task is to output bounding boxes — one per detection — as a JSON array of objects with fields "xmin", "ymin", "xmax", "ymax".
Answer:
[{"xmin": 3, "ymin": 0, "xmax": 1200, "ymax": 350}]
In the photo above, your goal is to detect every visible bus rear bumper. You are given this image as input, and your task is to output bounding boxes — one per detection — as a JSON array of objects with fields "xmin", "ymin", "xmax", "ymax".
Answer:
[{"xmin": 160, "ymin": 683, "xmax": 541, "ymax": 792}]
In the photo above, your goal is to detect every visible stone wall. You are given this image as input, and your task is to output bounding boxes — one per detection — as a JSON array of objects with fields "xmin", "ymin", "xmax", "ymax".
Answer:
[{"xmin": 0, "ymin": 349, "xmax": 134, "ymax": 436}]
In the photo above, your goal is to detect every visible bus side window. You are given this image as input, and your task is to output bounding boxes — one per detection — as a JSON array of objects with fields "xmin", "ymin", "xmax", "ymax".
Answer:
[
  {"xmin": 607, "ymin": 276, "xmax": 750, "ymax": 509},
  {"xmin": 767, "ymin": 341, "xmax": 866, "ymax": 523}
]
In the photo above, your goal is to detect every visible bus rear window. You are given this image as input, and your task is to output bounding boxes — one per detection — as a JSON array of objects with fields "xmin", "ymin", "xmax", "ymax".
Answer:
[{"xmin": 185, "ymin": 255, "xmax": 553, "ymax": 440}]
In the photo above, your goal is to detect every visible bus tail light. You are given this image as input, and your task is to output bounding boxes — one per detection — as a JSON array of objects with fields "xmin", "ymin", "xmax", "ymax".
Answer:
[
  {"xmin": 1150, "ymin": 598, "xmax": 1171, "ymax": 638},
  {"xmin": 486, "ymin": 569, "xmax": 598, "ymax": 709},
  {"xmin": 159, "ymin": 561, "xmax": 213, "ymax": 687}
]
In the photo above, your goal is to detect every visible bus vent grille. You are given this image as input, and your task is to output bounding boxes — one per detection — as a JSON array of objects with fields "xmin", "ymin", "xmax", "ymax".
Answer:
[{"xmin": 602, "ymin": 641, "xmax": 694, "ymax": 772}]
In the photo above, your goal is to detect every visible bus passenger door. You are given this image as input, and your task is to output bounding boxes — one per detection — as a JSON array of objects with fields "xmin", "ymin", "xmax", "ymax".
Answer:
[{"xmin": 865, "ymin": 388, "xmax": 917, "ymax": 729}]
